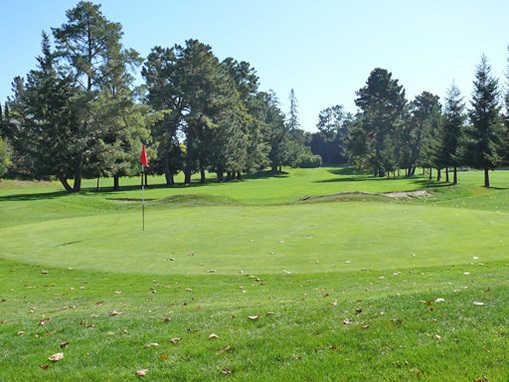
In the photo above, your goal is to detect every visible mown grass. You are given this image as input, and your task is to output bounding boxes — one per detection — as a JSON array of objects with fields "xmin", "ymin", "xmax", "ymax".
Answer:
[{"xmin": 1, "ymin": 166, "xmax": 509, "ymax": 380}]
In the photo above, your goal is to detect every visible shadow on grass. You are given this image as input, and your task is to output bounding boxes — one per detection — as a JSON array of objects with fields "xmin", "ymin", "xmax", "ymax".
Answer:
[{"xmin": 0, "ymin": 169, "xmax": 289, "ymax": 202}]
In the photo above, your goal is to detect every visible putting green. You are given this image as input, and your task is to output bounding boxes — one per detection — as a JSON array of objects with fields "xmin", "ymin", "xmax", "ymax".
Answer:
[{"xmin": 1, "ymin": 202, "xmax": 507, "ymax": 274}]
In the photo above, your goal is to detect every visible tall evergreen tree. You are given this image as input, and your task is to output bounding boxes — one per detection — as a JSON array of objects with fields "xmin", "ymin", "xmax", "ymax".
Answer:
[
  {"xmin": 52, "ymin": 1, "xmax": 127, "ymax": 191},
  {"xmin": 410, "ymin": 92, "xmax": 442, "ymax": 179},
  {"xmin": 441, "ymin": 84, "xmax": 466, "ymax": 184},
  {"xmin": 8, "ymin": 33, "xmax": 80, "ymax": 189},
  {"xmin": 467, "ymin": 55, "xmax": 503, "ymax": 188},
  {"xmin": 288, "ymin": 89, "xmax": 299, "ymax": 131},
  {"xmin": 354, "ymin": 68, "xmax": 407, "ymax": 176}
]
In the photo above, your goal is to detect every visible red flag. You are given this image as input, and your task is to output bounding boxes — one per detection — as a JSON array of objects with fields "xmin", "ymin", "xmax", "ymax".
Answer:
[{"xmin": 140, "ymin": 144, "xmax": 148, "ymax": 167}]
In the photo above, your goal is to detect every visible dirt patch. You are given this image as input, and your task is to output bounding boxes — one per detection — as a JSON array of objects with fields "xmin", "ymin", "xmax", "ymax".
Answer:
[
  {"xmin": 301, "ymin": 190, "xmax": 432, "ymax": 203},
  {"xmin": 383, "ymin": 190, "xmax": 432, "ymax": 198},
  {"xmin": 109, "ymin": 198, "xmax": 156, "ymax": 203}
]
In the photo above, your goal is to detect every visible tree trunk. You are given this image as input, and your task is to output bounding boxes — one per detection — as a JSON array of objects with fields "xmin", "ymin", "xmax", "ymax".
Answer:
[
  {"xmin": 72, "ymin": 156, "xmax": 82, "ymax": 192},
  {"xmin": 184, "ymin": 169, "xmax": 192, "ymax": 184},
  {"xmin": 453, "ymin": 167, "xmax": 458, "ymax": 185},
  {"xmin": 428, "ymin": 168, "xmax": 432, "ymax": 180},
  {"xmin": 164, "ymin": 172, "xmax": 174, "ymax": 185},
  {"xmin": 200, "ymin": 168, "xmax": 206, "ymax": 184},
  {"xmin": 113, "ymin": 175, "xmax": 120, "ymax": 191},
  {"xmin": 236, "ymin": 171, "xmax": 241, "ymax": 180},
  {"xmin": 58, "ymin": 175, "xmax": 73, "ymax": 192},
  {"xmin": 397, "ymin": 169, "xmax": 400, "ymax": 177},
  {"xmin": 436, "ymin": 168, "xmax": 441, "ymax": 182},
  {"xmin": 96, "ymin": 177, "xmax": 100, "ymax": 191},
  {"xmin": 445, "ymin": 167, "xmax": 449, "ymax": 183},
  {"xmin": 484, "ymin": 168, "xmax": 490, "ymax": 188},
  {"xmin": 217, "ymin": 169, "xmax": 224, "ymax": 182}
]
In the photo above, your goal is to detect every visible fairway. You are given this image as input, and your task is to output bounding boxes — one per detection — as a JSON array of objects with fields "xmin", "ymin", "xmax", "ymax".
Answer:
[{"xmin": 1, "ymin": 167, "xmax": 509, "ymax": 381}]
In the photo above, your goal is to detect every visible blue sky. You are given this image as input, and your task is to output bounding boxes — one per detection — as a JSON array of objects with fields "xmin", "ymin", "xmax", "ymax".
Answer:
[{"xmin": 1, "ymin": 0, "xmax": 508, "ymax": 131}]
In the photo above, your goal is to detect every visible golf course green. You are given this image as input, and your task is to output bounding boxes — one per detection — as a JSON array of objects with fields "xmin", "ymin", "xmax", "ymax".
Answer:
[{"xmin": 1, "ymin": 167, "xmax": 508, "ymax": 381}]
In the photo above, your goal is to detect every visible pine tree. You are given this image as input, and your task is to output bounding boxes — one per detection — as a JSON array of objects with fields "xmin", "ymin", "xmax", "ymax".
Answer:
[
  {"xmin": 354, "ymin": 68, "xmax": 407, "ymax": 176},
  {"xmin": 441, "ymin": 84, "xmax": 466, "ymax": 184},
  {"xmin": 467, "ymin": 55, "xmax": 503, "ymax": 188},
  {"xmin": 409, "ymin": 92, "xmax": 441, "ymax": 179},
  {"xmin": 52, "ymin": 1, "xmax": 127, "ymax": 191},
  {"xmin": 288, "ymin": 89, "xmax": 299, "ymax": 131}
]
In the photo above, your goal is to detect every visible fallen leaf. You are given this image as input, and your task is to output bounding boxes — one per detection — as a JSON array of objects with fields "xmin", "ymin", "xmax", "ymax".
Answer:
[
  {"xmin": 464, "ymin": 272, "xmax": 471, "ymax": 276},
  {"xmin": 40, "ymin": 270, "xmax": 48, "ymax": 275},
  {"xmin": 144, "ymin": 342, "xmax": 159, "ymax": 348},
  {"xmin": 48, "ymin": 352, "xmax": 64, "ymax": 362},
  {"xmin": 435, "ymin": 298, "xmax": 446, "ymax": 303},
  {"xmin": 39, "ymin": 364, "xmax": 49, "ymax": 370},
  {"xmin": 473, "ymin": 301, "xmax": 485, "ymax": 306},
  {"xmin": 109, "ymin": 310, "xmax": 121, "ymax": 317},
  {"xmin": 170, "ymin": 337, "xmax": 182, "ymax": 345},
  {"xmin": 95, "ymin": 301, "xmax": 104, "ymax": 306},
  {"xmin": 221, "ymin": 367, "xmax": 232, "ymax": 375},
  {"xmin": 39, "ymin": 319, "xmax": 50, "ymax": 326},
  {"xmin": 217, "ymin": 345, "xmax": 233, "ymax": 355},
  {"xmin": 247, "ymin": 315, "xmax": 259, "ymax": 321},
  {"xmin": 208, "ymin": 333, "xmax": 219, "ymax": 340},
  {"xmin": 355, "ymin": 307, "xmax": 363, "ymax": 314},
  {"xmin": 59, "ymin": 341, "xmax": 69, "ymax": 349},
  {"xmin": 208, "ymin": 269, "xmax": 216, "ymax": 273},
  {"xmin": 17, "ymin": 330, "xmax": 25, "ymax": 336},
  {"xmin": 162, "ymin": 317, "xmax": 171, "ymax": 323},
  {"xmin": 159, "ymin": 353, "xmax": 169, "ymax": 361},
  {"xmin": 185, "ymin": 288, "xmax": 193, "ymax": 293},
  {"xmin": 136, "ymin": 369, "xmax": 149, "ymax": 377},
  {"xmin": 343, "ymin": 318, "xmax": 353, "ymax": 325}
]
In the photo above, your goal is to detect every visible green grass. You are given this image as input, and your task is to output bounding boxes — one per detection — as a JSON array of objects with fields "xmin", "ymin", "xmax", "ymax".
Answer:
[{"xmin": 1, "ymin": 166, "xmax": 509, "ymax": 381}]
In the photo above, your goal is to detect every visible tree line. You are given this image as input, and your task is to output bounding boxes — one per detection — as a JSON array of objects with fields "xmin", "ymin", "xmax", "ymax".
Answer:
[
  {"xmin": 1, "ymin": 1, "xmax": 508, "ymax": 190},
  {"xmin": 0, "ymin": 1, "xmax": 318, "ymax": 191},
  {"xmin": 312, "ymin": 55, "xmax": 509, "ymax": 187}
]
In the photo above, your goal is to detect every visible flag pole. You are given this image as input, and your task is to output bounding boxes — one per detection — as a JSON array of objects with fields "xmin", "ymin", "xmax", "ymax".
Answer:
[{"xmin": 141, "ymin": 164, "xmax": 145, "ymax": 232}]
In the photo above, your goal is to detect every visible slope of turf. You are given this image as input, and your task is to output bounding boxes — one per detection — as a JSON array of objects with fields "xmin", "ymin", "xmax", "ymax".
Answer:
[{"xmin": 1, "ymin": 166, "xmax": 509, "ymax": 381}]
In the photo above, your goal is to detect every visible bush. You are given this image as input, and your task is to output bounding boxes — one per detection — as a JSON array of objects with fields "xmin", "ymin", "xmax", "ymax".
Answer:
[
  {"xmin": 296, "ymin": 153, "xmax": 322, "ymax": 168},
  {"xmin": 0, "ymin": 138, "xmax": 11, "ymax": 177}
]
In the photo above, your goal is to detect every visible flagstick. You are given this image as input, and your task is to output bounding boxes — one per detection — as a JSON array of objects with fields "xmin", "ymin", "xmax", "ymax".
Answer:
[{"xmin": 141, "ymin": 165, "xmax": 145, "ymax": 232}]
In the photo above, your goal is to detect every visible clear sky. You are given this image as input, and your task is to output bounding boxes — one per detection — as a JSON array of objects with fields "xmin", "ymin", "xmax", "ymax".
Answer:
[{"xmin": 1, "ymin": 0, "xmax": 508, "ymax": 131}]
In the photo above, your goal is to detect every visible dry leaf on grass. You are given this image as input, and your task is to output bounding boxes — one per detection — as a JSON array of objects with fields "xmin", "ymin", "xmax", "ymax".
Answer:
[
  {"xmin": 473, "ymin": 301, "xmax": 485, "ymax": 306},
  {"xmin": 221, "ymin": 367, "xmax": 232, "ymax": 375},
  {"xmin": 59, "ymin": 341, "xmax": 69, "ymax": 349},
  {"xmin": 217, "ymin": 345, "xmax": 233, "ymax": 355},
  {"xmin": 159, "ymin": 353, "xmax": 169, "ymax": 361},
  {"xmin": 39, "ymin": 319, "xmax": 50, "ymax": 326},
  {"xmin": 48, "ymin": 352, "xmax": 64, "ymax": 362},
  {"xmin": 170, "ymin": 337, "xmax": 182, "ymax": 345},
  {"xmin": 109, "ymin": 310, "xmax": 121, "ymax": 317},
  {"xmin": 17, "ymin": 330, "xmax": 25, "ymax": 336},
  {"xmin": 144, "ymin": 342, "xmax": 159, "ymax": 348},
  {"xmin": 208, "ymin": 333, "xmax": 219, "ymax": 340},
  {"xmin": 136, "ymin": 369, "xmax": 149, "ymax": 377},
  {"xmin": 39, "ymin": 364, "xmax": 49, "ymax": 370},
  {"xmin": 247, "ymin": 315, "xmax": 259, "ymax": 321},
  {"xmin": 343, "ymin": 318, "xmax": 353, "ymax": 325}
]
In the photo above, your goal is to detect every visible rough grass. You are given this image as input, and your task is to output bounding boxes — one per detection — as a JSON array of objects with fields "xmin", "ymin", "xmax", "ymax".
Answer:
[{"xmin": 1, "ymin": 166, "xmax": 509, "ymax": 381}]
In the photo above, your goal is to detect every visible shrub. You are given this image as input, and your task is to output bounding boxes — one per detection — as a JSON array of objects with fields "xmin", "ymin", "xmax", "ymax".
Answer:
[{"xmin": 296, "ymin": 153, "xmax": 321, "ymax": 168}]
